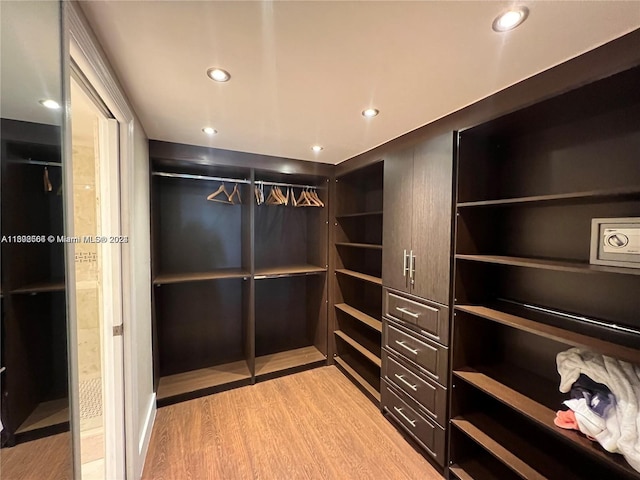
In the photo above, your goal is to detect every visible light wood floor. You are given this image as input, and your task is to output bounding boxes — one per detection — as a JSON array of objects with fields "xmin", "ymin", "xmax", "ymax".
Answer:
[
  {"xmin": 0, "ymin": 432, "xmax": 72, "ymax": 480},
  {"xmin": 143, "ymin": 366, "xmax": 443, "ymax": 480}
]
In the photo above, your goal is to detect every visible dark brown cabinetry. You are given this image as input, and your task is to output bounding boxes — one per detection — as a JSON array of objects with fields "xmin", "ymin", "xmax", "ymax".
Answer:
[
  {"xmin": 151, "ymin": 152, "xmax": 329, "ymax": 405},
  {"xmin": 1, "ymin": 119, "xmax": 68, "ymax": 446},
  {"xmin": 449, "ymin": 66, "xmax": 640, "ymax": 479},
  {"xmin": 332, "ymin": 162, "xmax": 384, "ymax": 402},
  {"xmin": 382, "ymin": 133, "xmax": 454, "ymax": 305}
]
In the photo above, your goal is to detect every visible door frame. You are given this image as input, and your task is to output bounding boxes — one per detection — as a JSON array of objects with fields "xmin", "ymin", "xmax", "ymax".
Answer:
[{"xmin": 63, "ymin": 2, "xmax": 148, "ymax": 478}]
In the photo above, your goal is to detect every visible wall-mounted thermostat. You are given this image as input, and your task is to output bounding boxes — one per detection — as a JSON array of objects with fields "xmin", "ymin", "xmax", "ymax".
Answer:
[{"xmin": 590, "ymin": 217, "xmax": 640, "ymax": 269}]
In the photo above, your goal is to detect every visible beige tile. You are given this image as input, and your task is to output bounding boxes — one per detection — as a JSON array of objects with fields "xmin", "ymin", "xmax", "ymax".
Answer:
[
  {"xmin": 72, "ymin": 144, "xmax": 97, "ymax": 186},
  {"xmin": 77, "ymin": 287, "xmax": 99, "ymax": 329},
  {"xmin": 78, "ymin": 328, "xmax": 102, "ymax": 377}
]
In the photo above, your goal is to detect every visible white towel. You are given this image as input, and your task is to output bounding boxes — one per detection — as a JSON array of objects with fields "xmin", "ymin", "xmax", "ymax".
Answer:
[{"xmin": 557, "ymin": 347, "xmax": 640, "ymax": 473}]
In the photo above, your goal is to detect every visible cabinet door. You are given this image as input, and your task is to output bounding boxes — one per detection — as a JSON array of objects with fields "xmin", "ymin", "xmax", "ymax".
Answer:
[
  {"xmin": 410, "ymin": 133, "xmax": 454, "ymax": 305},
  {"xmin": 382, "ymin": 147, "xmax": 413, "ymax": 292}
]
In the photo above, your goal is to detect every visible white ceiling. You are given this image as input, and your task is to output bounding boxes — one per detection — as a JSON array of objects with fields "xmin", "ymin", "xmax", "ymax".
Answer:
[
  {"xmin": 1, "ymin": 0, "xmax": 62, "ymax": 126},
  {"xmin": 80, "ymin": 1, "xmax": 640, "ymax": 165}
]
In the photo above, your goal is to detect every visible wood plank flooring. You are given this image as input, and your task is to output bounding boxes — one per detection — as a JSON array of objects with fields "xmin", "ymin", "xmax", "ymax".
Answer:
[
  {"xmin": 0, "ymin": 432, "xmax": 72, "ymax": 480},
  {"xmin": 143, "ymin": 366, "xmax": 442, "ymax": 480}
]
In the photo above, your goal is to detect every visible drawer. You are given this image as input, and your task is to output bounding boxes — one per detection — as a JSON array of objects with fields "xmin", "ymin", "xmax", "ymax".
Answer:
[
  {"xmin": 384, "ymin": 289, "xmax": 449, "ymax": 345},
  {"xmin": 382, "ymin": 350, "xmax": 446, "ymax": 426},
  {"xmin": 384, "ymin": 320, "xmax": 448, "ymax": 387},
  {"xmin": 382, "ymin": 381, "xmax": 446, "ymax": 465}
]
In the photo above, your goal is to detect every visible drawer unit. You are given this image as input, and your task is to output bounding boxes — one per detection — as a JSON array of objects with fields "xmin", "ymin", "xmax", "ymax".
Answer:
[
  {"xmin": 384, "ymin": 319, "xmax": 448, "ymax": 387},
  {"xmin": 382, "ymin": 381, "xmax": 446, "ymax": 466},
  {"xmin": 384, "ymin": 288, "xmax": 449, "ymax": 346},
  {"xmin": 382, "ymin": 350, "xmax": 446, "ymax": 425}
]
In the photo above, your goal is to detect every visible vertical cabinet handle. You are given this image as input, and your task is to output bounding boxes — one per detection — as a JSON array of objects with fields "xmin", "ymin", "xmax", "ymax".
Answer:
[
  {"xmin": 403, "ymin": 249, "xmax": 408, "ymax": 277},
  {"xmin": 409, "ymin": 251, "xmax": 415, "ymax": 285}
]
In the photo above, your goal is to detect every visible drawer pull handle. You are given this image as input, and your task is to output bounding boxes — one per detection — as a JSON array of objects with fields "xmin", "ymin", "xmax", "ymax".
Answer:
[
  {"xmin": 395, "ymin": 307, "xmax": 420, "ymax": 319},
  {"xmin": 393, "ymin": 407, "xmax": 417, "ymax": 427},
  {"xmin": 394, "ymin": 373, "xmax": 418, "ymax": 391},
  {"xmin": 395, "ymin": 340, "xmax": 419, "ymax": 355}
]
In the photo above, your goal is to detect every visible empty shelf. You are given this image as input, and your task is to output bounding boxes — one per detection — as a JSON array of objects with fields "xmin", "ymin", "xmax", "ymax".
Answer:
[
  {"xmin": 335, "ymin": 242, "xmax": 383, "ymax": 250},
  {"xmin": 455, "ymin": 254, "xmax": 640, "ymax": 276},
  {"xmin": 334, "ymin": 330, "xmax": 381, "ymax": 367},
  {"xmin": 154, "ymin": 269, "xmax": 250, "ymax": 285},
  {"xmin": 456, "ymin": 305, "xmax": 640, "ymax": 365},
  {"xmin": 158, "ymin": 360, "xmax": 251, "ymax": 401},
  {"xmin": 335, "ymin": 269, "xmax": 382, "ymax": 285},
  {"xmin": 254, "ymin": 265, "xmax": 327, "ymax": 279},
  {"xmin": 335, "ymin": 303, "xmax": 382, "ymax": 332},
  {"xmin": 335, "ymin": 210, "xmax": 383, "ymax": 219},
  {"xmin": 457, "ymin": 186, "xmax": 640, "ymax": 208},
  {"xmin": 335, "ymin": 356, "xmax": 381, "ymax": 402},
  {"xmin": 255, "ymin": 346, "xmax": 325, "ymax": 376},
  {"xmin": 15, "ymin": 398, "xmax": 69, "ymax": 434},
  {"xmin": 449, "ymin": 460, "xmax": 508, "ymax": 480},
  {"xmin": 11, "ymin": 280, "xmax": 65, "ymax": 294}
]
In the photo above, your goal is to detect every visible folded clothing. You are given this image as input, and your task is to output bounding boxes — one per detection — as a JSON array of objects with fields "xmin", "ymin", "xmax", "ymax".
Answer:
[{"xmin": 557, "ymin": 348, "xmax": 640, "ymax": 473}]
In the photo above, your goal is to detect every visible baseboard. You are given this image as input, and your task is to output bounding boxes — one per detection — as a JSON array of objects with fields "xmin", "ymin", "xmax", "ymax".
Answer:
[{"xmin": 136, "ymin": 393, "xmax": 156, "ymax": 479}]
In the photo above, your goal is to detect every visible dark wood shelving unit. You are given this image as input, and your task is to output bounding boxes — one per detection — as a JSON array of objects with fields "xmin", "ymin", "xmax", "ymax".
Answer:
[
  {"xmin": 332, "ymin": 161, "xmax": 384, "ymax": 403},
  {"xmin": 151, "ymin": 157, "xmax": 330, "ymax": 405},
  {"xmin": 1, "ymin": 119, "xmax": 68, "ymax": 446},
  {"xmin": 449, "ymin": 64, "xmax": 640, "ymax": 479}
]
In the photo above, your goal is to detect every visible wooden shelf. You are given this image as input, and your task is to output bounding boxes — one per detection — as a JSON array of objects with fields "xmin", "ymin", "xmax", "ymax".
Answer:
[
  {"xmin": 452, "ymin": 413, "xmax": 583, "ymax": 480},
  {"xmin": 334, "ymin": 330, "xmax": 381, "ymax": 367},
  {"xmin": 11, "ymin": 280, "xmax": 65, "ymax": 294},
  {"xmin": 334, "ymin": 356, "xmax": 381, "ymax": 402},
  {"xmin": 457, "ymin": 185, "xmax": 640, "ymax": 208},
  {"xmin": 335, "ymin": 242, "xmax": 382, "ymax": 250},
  {"xmin": 453, "ymin": 366, "xmax": 639, "ymax": 478},
  {"xmin": 455, "ymin": 254, "xmax": 640, "ymax": 276},
  {"xmin": 449, "ymin": 459, "xmax": 514, "ymax": 480},
  {"xmin": 456, "ymin": 304, "xmax": 640, "ymax": 365},
  {"xmin": 335, "ymin": 268, "xmax": 382, "ymax": 285},
  {"xmin": 335, "ymin": 210, "xmax": 383, "ymax": 219},
  {"xmin": 334, "ymin": 303, "xmax": 382, "ymax": 332},
  {"xmin": 153, "ymin": 268, "xmax": 250, "ymax": 285},
  {"xmin": 255, "ymin": 345, "xmax": 325, "ymax": 377},
  {"xmin": 254, "ymin": 264, "xmax": 327, "ymax": 279},
  {"xmin": 15, "ymin": 398, "xmax": 69, "ymax": 434},
  {"xmin": 157, "ymin": 360, "xmax": 251, "ymax": 401}
]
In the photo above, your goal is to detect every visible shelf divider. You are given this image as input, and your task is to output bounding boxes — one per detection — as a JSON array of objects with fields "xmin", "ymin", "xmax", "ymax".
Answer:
[
  {"xmin": 335, "ymin": 210, "xmax": 383, "ymax": 219},
  {"xmin": 335, "ymin": 242, "xmax": 383, "ymax": 250},
  {"xmin": 153, "ymin": 268, "xmax": 250, "ymax": 285},
  {"xmin": 334, "ymin": 356, "xmax": 381, "ymax": 402}
]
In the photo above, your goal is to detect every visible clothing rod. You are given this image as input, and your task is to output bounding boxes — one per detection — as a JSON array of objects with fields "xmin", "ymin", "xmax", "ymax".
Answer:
[
  {"xmin": 12, "ymin": 158, "xmax": 62, "ymax": 167},
  {"xmin": 152, "ymin": 171, "xmax": 251, "ymax": 184},
  {"xmin": 499, "ymin": 298, "xmax": 640, "ymax": 337},
  {"xmin": 256, "ymin": 180, "xmax": 325, "ymax": 190}
]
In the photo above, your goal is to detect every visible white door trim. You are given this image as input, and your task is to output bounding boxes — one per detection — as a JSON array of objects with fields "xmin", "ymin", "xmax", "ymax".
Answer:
[{"xmin": 65, "ymin": 2, "xmax": 155, "ymax": 479}]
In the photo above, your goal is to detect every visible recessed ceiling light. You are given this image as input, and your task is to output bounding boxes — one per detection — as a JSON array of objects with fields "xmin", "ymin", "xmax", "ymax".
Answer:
[
  {"xmin": 39, "ymin": 99, "xmax": 61, "ymax": 109},
  {"xmin": 362, "ymin": 108, "xmax": 379, "ymax": 118},
  {"xmin": 202, "ymin": 127, "xmax": 217, "ymax": 135},
  {"xmin": 492, "ymin": 6, "xmax": 529, "ymax": 32},
  {"xmin": 206, "ymin": 68, "xmax": 231, "ymax": 82},
  {"xmin": 311, "ymin": 145, "xmax": 323, "ymax": 153}
]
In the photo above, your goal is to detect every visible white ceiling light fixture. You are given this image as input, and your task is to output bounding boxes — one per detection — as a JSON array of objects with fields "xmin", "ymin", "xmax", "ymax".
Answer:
[
  {"xmin": 362, "ymin": 108, "xmax": 380, "ymax": 118},
  {"xmin": 206, "ymin": 67, "xmax": 231, "ymax": 82},
  {"xmin": 492, "ymin": 6, "xmax": 529, "ymax": 32},
  {"xmin": 311, "ymin": 145, "xmax": 323, "ymax": 153},
  {"xmin": 39, "ymin": 99, "xmax": 61, "ymax": 109},
  {"xmin": 202, "ymin": 127, "xmax": 217, "ymax": 135}
]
